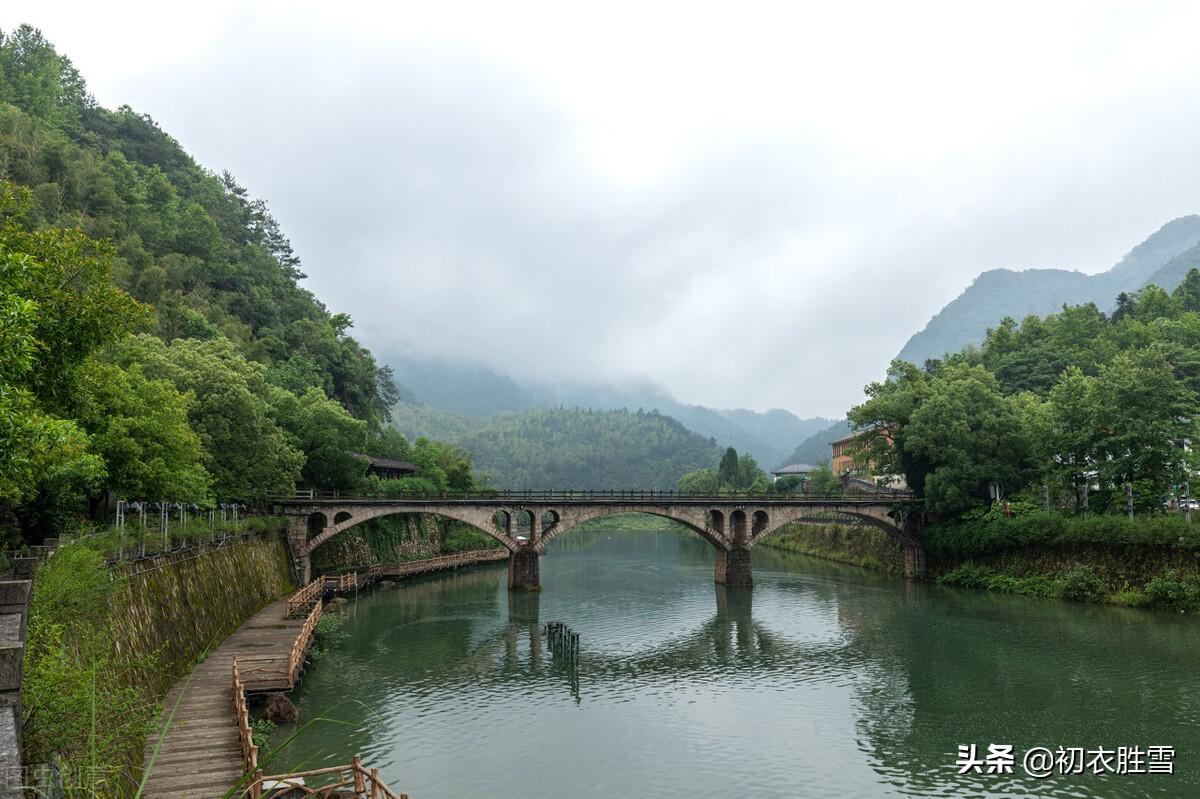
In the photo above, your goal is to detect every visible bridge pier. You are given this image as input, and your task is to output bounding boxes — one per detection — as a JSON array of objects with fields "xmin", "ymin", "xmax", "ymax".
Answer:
[
  {"xmin": 714, "ymin": 547, "xmax": 752, "ymax": 587},
  {"xmin": 508, "ymin": 547, "xmax": 540, "ymax": 591},
  {"xmin": 902, "ymin": 543, "xmax": 927, "ymax": 579}
]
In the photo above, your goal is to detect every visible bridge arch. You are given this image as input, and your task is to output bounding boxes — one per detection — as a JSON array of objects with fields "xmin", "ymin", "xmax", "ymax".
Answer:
[
  {"xmin": 744, "ymin": 505, "xmax": 918, "ymax": 549},
  {"xmin": 303, "ymin": 505, "xmax": 525, "ymax": 556},
  {"xmin": 535, "ymin": 506, "xmax": 732, "ymax": 553}
]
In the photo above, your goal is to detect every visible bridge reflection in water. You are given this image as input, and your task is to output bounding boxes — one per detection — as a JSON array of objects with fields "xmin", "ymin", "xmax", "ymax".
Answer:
[{"xmin": 271, "ymin": 532, "xmax": 1200, "ymax": 799}]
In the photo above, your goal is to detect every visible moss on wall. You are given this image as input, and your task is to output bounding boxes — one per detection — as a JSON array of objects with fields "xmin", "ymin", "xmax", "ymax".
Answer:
[
  {"xmin": 760, "ymin": 522, "xmax": 905, "ymax": 576},
  {"xmin": 111, "ymin": 535, "xmax": 296, "ymax": 697}
]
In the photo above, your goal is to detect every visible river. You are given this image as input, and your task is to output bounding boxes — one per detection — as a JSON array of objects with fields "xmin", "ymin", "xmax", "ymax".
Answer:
[{"xmin": 267, "ymin": 527, "xmax": 1200, "ymax": 798}]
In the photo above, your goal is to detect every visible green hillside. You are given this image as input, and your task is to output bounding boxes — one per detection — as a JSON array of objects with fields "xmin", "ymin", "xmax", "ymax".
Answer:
[
  {"xmin": 0, "ymin": 26, "xmax": 451, "ymax": 541},
  {"xmin": 898, "ymin": 216, "xmax": 1200, "ymax": 366},
  {"xmin": 393, "ymin": 403, "xmax": 722, "ymax": 488}
]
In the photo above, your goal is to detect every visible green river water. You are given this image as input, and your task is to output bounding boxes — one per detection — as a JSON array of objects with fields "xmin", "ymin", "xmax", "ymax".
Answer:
[{"xmin": 267, "ymin": 528, "xmax": 1200, "ymax": 798}]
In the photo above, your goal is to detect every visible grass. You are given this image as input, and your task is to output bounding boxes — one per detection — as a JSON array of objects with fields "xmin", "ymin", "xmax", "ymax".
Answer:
[{"xmin": 937, "ymin": 562, "xmax": 1200, "ymax": 610}]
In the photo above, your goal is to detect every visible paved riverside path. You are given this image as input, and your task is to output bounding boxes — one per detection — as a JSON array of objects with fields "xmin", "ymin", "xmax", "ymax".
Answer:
[{"xmin": 141, "ymin": 596, "xmax": 307, "ymax": 799}]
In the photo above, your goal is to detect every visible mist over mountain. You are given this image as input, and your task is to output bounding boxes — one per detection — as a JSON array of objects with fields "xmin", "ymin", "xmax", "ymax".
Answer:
[
  {"xmin": 387, "ymin": 354, "xmax": 833, "ymax": 468},
  {"xmin": 898, "ymin": 216, "xmax": 1200, "ymax": 367},
  {"xmin": 777, "ymin": 419, "xmax": 852, "ymax": 470}
]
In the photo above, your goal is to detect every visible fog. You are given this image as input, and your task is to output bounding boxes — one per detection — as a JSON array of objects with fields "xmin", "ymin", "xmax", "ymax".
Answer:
[{"xmin": 8, "ymin": 1, "xmax": 1200, "ymax": 415}]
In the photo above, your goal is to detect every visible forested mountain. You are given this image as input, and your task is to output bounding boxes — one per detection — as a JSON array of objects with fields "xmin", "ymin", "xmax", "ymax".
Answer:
[
  {"xmin": 388, "ymin": 353, "xmax": 830, "ymax": 466},
  {"xmin": 392, "ymin": 404, "xmax": 722, "ymax": 488},
  {"xmin": 0, "ymin": 26, "xmax": 470, "ymax": 540},
  {"xmin": 777, "ymin": 420, "xmax": 851, "ymax": 469},
  {"xmin": 897, "ymin": 216, "xmax": 1200, "ymax": 367}
]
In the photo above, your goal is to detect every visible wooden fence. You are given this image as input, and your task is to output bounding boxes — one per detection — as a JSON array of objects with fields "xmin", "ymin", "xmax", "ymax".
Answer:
[
  {"xmin": 367, "ymin": 549, "xmax": 508, "ymax": 581},
  {"xmin": 232, "ymin": 657, "xmax": 259, "ymax": 777},
  {"xmin": 323, "ymin": 571, "xmax": 358, "ymax": 593},
  {"xmin": 285, "ymin": 577, "xmax": 323, "ymax": 618},
  {"xmin": 287, "ymin": 599, "xmax": 322, "ymax": 686},
  {"xmin": 249, "ymin": 755, "xmax": 407, "ymax": 798}
]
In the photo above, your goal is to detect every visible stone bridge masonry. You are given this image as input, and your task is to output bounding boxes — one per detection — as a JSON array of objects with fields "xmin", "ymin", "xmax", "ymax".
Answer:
[{"xmin": 276, "ymin": 494, "xmax": 925, "ymax": 590}]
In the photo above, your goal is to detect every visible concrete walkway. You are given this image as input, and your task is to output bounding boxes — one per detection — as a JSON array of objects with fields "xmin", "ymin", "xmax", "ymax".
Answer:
[{"xmin": 141, "ymin": 597, "xmax": 308, "ymax": 798}]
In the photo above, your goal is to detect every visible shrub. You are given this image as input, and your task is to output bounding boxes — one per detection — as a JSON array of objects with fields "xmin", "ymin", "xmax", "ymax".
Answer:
[
  {"xmin": 250, "ymin": 718, "xmax": 277, "ymax": 750},
  {"xmin": 1057, "ymin": 566, "xmax": 1107, "ymax": 602},
  {"xmin": 1143, "ymin": 570, "xmax": 1200, "ymax": 611}
]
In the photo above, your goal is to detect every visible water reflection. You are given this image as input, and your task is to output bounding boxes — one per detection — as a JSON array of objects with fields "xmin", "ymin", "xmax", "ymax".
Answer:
[{"xmin": 273, "ymin": 531, "xmax": 1200, "ymax": 799}]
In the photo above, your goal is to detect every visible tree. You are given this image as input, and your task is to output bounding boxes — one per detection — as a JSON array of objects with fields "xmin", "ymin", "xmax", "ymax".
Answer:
[
  {"xmin": 0, "ymin": 182, "xmax": 142, "ymax": 530},
  {"xmin": 71, "ymin": 358, "xmax": 211, "ymax": 501},
  {"xmin": 1091, "ymin": 347, "xmax": 1196, "ymax": 509},
  {"xmin": 733, "ymin": 453, "xmax": 766, "ymax": 490},
  {"xmin": 109, "ymin": 335, "xmax": 303, "ymax": 497},
  {"xmin": 804, "ymin": 464, "xmax": 842, "ymax": 495},
  {"xmin": 848, "ymin": 360, "xmax": 933, "ymax": 494},
  {"xmin": 678, "ymin": 468, "xmax": 720, "ymax": 494},
  {"xmin": 904, "ymin": 364, "xmax": 1035, "ymax": 515},
  {"xmin": 272, "ymin": 387, "xmax": 367, "ymax": 490},
  {"xmin": 717, "ymin": 447, "xmax": 739, "ymax": 487},
  {"xmin": 1173, "ymin": 268, "xmax": 1200, "ymax": 314},
  {"xmin": 1041, "ymin": 367, "xmax": 1098, "ymax": 504}
]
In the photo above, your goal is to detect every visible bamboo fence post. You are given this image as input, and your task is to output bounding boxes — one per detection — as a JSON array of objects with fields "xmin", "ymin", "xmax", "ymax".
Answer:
[{"xmin": 353, "ymin": 755, "xmax": 366, "ymax": 794}]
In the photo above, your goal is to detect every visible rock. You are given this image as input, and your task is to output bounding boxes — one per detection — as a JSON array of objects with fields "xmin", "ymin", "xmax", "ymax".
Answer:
[{"xmin": 264, "ymin": 692, "xmax": 299, "ymax": 724}]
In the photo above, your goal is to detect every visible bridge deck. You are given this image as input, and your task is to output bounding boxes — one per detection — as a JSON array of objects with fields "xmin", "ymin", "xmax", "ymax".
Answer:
[{"xmin": 141, "ymin": 597, "xmax": 308, "ymax": 799}]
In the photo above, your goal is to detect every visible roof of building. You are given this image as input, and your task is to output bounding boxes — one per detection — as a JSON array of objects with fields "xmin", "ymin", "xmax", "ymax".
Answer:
[
  {"xmin": 352, "ymin": 453, "xmax": 418, "ymax": 472},
  {"xmin": 772, "ymin": 463, "xmax": 818, "ymax": 475},
  {"xmin": 830, "ymin": 433, "xmax": 857, "ymax": 446}
]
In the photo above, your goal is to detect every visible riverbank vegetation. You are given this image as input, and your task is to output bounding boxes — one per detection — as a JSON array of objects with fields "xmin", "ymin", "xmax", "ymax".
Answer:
[
  {"xmin": 837, "ymin": 278, "xmax": 1200, "ymax": 608},
  {"xmin": 850, "ymin": 279, "xmax": 1200, "ymax": 517}
]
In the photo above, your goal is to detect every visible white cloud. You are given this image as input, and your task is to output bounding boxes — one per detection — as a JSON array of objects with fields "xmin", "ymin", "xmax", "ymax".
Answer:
[{"xmin": 5, "ymin": 0, "xmax": 1200, "ymax": 415}]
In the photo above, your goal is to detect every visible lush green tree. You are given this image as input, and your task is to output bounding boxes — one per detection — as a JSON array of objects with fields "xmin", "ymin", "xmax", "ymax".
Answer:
[
  {"xmin": 71, "ymin": 358, "xmax": 211, "ymax": 501},
  {"xmin": 273, "ymin": 387, "xmax": 367, "ymax": 490},
  {"xmin": 804, "ymin": 464, "xmax": 842, "ymax": 495},
  {"xmin": 678, "ymin": 468, "xmax": 720, "ymax": 494},
  {"xmin": 717, "ymin": 447, "xmax": 740, "ymax": 487},
  {"xmin": 0, "ymin": 182, "xmax": 140, "ymax": 529},
  {"xmin": 1091, "ymin": 347, "xmax": 1196, "ymax": 509},
  {"xmin": 109, "ymin": 335, "xmax": 303, "ymax": 497},
  {"xmin": 1041, "ymin": 367, "xmax": 1098, "ymax": 503},
  {"xmin": 734, "ymin": 452, "xmax": 766, "ymax": 490},
  {"xmin": 904, "ymin": 364, "xmax": 1035, "ymax": 514},
  {"xmin": 1173, "ymin": 268, "xmax": 1200, "ymax": 313},
  {"xmin": 848, "ymin": 360, "xmax": 933, "ymax": 494}
]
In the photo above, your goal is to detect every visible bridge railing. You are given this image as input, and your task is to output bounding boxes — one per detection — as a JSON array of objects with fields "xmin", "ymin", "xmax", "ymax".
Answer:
[{"xmin": 270, "ymin": 488, "xmax": 916, "ymax": 503}]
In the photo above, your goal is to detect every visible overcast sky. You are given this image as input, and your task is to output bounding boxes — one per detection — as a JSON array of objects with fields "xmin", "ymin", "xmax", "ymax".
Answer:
[{"xmin": 8, "ymin": 1, "xmax": 1200, "ymax": 416}]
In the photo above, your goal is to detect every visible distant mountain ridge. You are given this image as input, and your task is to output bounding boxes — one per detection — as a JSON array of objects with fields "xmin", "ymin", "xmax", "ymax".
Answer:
[
  {"xmin": 386, "ymin": 353, "xmax": 833, "ymax": 468},
  {"xmin": 391, "ymin": 404, "xmax": 723, "ymax": 489},
  {"xmin": 898, "ymin": 216, "xmax": 1200, "ymax": 366}
]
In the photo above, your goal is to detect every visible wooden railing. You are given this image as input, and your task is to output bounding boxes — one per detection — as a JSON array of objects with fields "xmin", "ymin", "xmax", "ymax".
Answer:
[
  {"xmin": 367, "ymin": 549, "xmax": 508, "ymax": 581},
  {"xmin": 287, "ymin": 599, "xmax": 322, "ymax": 686},
  {"xmin": 285, "ymin": 577, "xmax": 323, "ymax": 618},
  {"xmin": 322, "ymin": 571, "xmax": 358, "ymax": 592},
  {"xmin": 231, "ymin": 657, "xmax": 259, "ymax": 777},
  {"xmin": 249, "ymin": 755, "xmax": 407, "ymax": 798}
]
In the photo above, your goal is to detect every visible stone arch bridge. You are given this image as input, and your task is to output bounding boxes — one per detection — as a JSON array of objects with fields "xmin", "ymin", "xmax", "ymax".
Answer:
[{"xmin": 274, "ymin": 490, "xmax": 925, "ymax": 590}]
